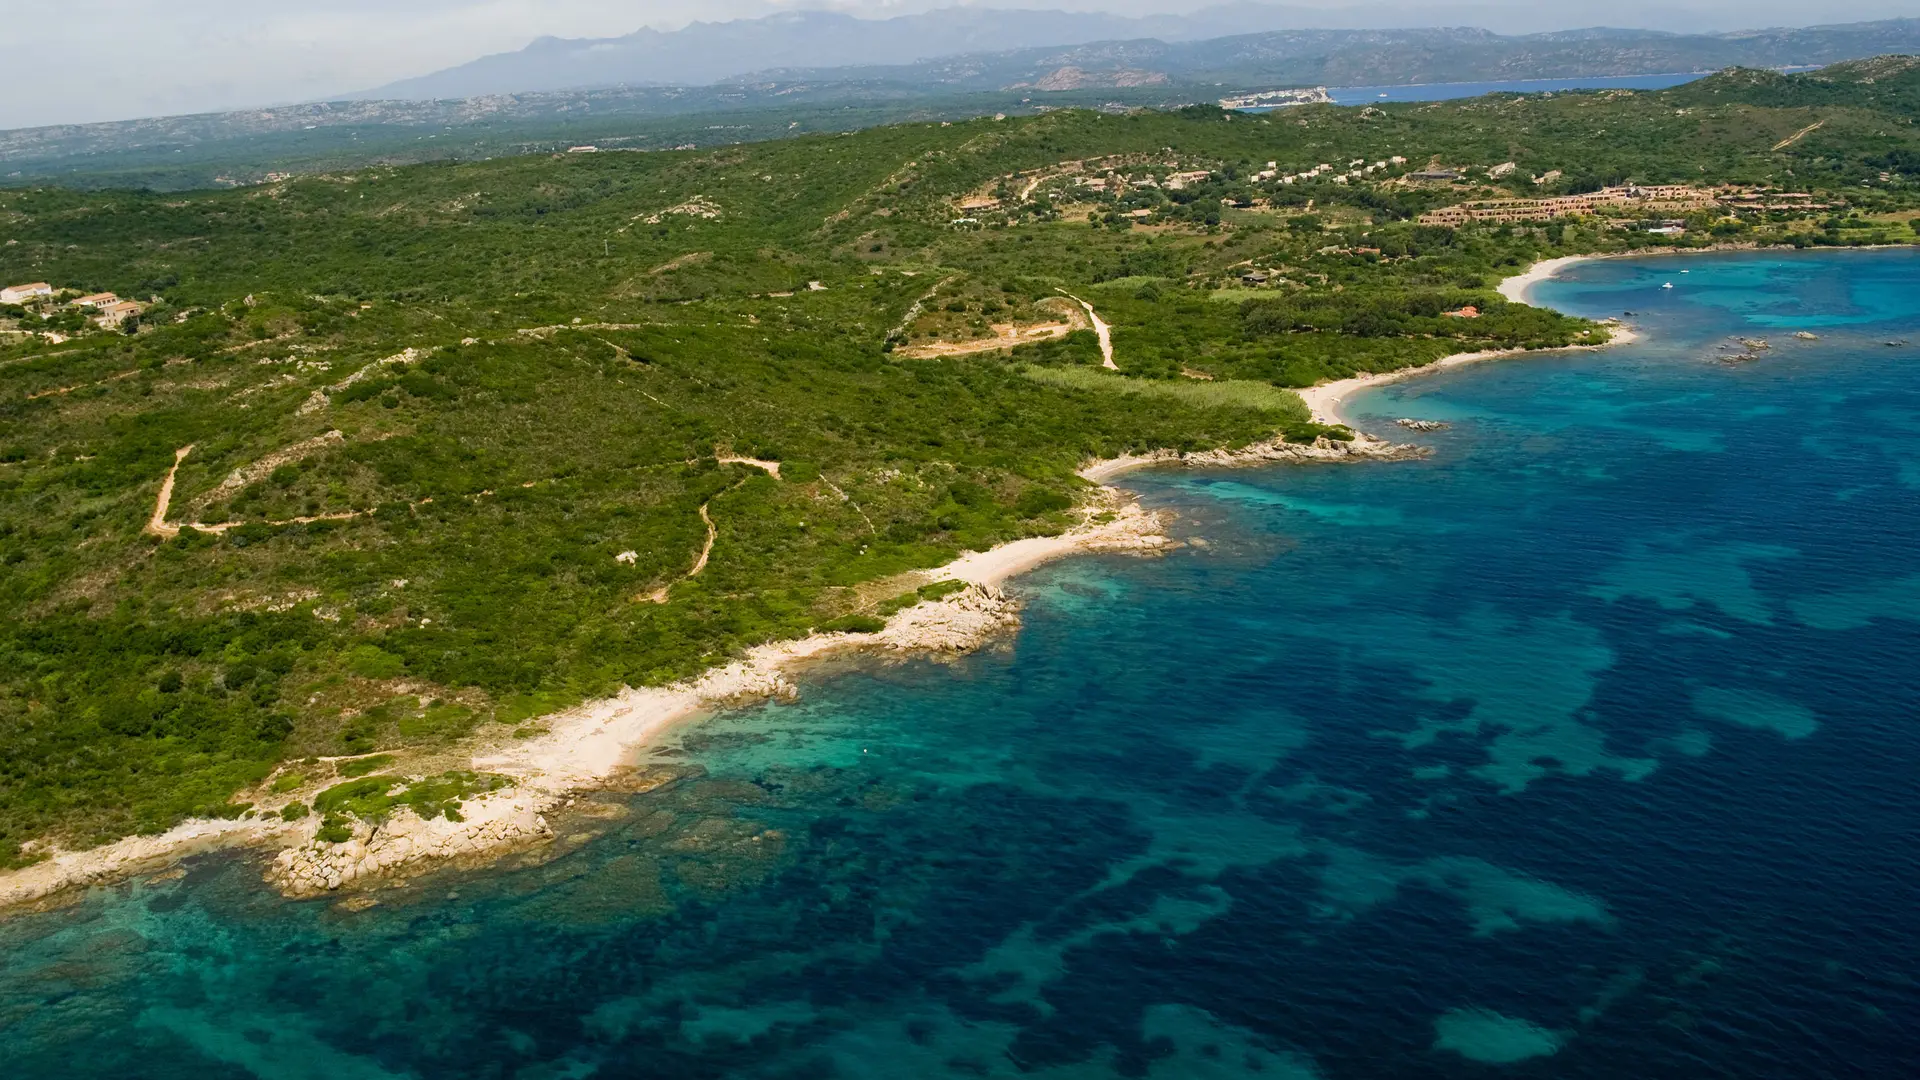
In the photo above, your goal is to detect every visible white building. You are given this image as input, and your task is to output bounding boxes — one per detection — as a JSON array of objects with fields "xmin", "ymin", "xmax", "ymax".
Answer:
[{"xmin": 1, "ymin": 282, "xmax": 52, "ymax": 303}]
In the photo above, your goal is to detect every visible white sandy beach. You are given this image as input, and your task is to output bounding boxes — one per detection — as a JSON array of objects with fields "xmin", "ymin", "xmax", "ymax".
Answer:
[
  {"xmin": 1298, "ymin": 257, "xmax": 1644, "ymax": 428},
  {"xmin": 1497, "ymin": 254, "xmax": 1594, "ymax": 304}
]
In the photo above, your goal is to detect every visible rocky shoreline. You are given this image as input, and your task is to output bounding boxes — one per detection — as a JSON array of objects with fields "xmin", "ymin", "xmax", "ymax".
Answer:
[{"xmin": 0, "ymin": 429, "xmax": 1427, "ymax": 914}]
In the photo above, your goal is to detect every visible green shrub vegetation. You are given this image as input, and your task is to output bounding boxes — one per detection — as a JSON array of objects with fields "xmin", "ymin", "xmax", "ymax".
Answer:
[
  {"xmin": 335, "ymin": 755, "xmax": 395, "ymax": 779},
  {"xmin": 1, "ymin": 63, "xmax": 1916, "ymax": 865},
  {"xmin": 310, "ymin": 771, "xmax": 507, "ymax": 834},
  {"xmin": 818, "ymin": 615, "xmax": 889, "ymax": 635}
]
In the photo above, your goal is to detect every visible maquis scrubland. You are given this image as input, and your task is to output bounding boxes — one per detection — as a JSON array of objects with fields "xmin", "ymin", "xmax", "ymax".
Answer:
[{"xmin": 2, "ymin": 58, "xmax": 1917, "ymax": 865}]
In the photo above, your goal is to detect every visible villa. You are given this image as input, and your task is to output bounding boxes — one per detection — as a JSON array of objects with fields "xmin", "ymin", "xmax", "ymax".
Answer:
[{"xmin": 0, "ymin": 282, "xmax": 52, "ymax": 303}]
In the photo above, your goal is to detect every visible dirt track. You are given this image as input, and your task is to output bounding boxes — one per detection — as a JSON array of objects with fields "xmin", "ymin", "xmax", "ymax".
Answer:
[{"xmin": 893, "ymin": 296, "xmax": 1091, "ymax": 360}]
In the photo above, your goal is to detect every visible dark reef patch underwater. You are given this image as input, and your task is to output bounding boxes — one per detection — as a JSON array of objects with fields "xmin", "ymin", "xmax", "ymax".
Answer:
[{"xmin": 5, "ymin": 250, "xmax": 1920, "ymax": 1078}]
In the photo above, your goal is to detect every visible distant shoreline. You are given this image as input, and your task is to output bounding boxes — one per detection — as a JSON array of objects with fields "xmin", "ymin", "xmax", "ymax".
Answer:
[
  {"xmin": 1303, "ymin": 241, "xmax": 1920, "ymax": 431},
  {"xmin": 1298, "ymin": 253, "xmax": 1630, "ymax": 428}
]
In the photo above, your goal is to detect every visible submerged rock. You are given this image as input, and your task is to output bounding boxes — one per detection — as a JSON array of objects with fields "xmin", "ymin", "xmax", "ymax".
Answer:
[{"xmin": 1395, "ymin": 418, "xmax": 1451, "ymax": 432}]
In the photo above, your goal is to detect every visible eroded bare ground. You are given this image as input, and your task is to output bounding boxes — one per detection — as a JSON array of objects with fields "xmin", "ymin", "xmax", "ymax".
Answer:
[{"xmin": 893, "ymin": 295, "xmax": 1088, "ymax": 359}]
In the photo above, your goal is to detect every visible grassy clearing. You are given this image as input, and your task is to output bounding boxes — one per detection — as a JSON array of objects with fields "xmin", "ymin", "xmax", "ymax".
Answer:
[{"xmin": 1020, "ymin": 365, "xmax": 1311, "ymax": 424}]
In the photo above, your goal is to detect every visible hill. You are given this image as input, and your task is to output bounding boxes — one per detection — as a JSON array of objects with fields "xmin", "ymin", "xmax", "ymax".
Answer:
[
  {"xmin": 1671, "ymin": 53, "xmax": 1920, "ymax": 109},
  {"xmin": 8, "ymin": 20, "xmax": 1920, "ymax": 192},
  {"xmin": 1, "ymin": 65, "xmax": 1916, "ymax": 872}
]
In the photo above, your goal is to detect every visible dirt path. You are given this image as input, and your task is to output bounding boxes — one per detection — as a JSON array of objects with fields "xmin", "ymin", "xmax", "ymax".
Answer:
[
  {"xmin": 893, "ymin": 318, "xmax": 1083, "ymax": 359},
  {"xmin": 145, "ymin": 438, "xmax": 403, "ymax": 537},
  {"xmin": 640, "ymin": 473, "xmax": 753, "ymax": 603},
  {"xmin": 688, "ymin": 503, "xmax": 718, "ymax": 577},
  {"xmin": 1772, "ymin": 120, "xmax": 1825, "ymax": 151},
  {"xmin": 1060, "ymin": 293, "xmax": 1117, "ymax": 369},
  {"xmin": 639, "ymin": 504, "xmax": 716, "ymax": 604},
  {"xmin": 515, "ymin": 322, "xmax": 656, "ymax": 339},
  {"xmin": 187, "ymin": 430, "xmax": 343, "ymax": 515},
  {"xmin": 892, "ymin": 295, "xmax": 1091, "ymax": 360},
  {"xmin": 716, "ymin": 455, "xmax": 780, "ymax": 478},
  {"xmin": 25, "ymin": 369, "xmax": 138, "ymax": 401},
  {"xmin": 886, "ymin": 275, "xmax": 959, "ymax": 343},
  {"xmin": 147, "ymin": 445, "xmax": 196, "ymax": 537}
]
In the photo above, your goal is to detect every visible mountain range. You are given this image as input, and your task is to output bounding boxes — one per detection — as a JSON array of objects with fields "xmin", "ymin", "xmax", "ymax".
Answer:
[
  {"xmin": 354, "ymin": 7, "xmax": 1920, "ymax": 101},
  {"xmin": 6, "ymin": 16, "xmax": 1920, "ymax": 192},
  {"xmin": 732, "ymin": 21, "xmax": 1920, "ymax": 95}
]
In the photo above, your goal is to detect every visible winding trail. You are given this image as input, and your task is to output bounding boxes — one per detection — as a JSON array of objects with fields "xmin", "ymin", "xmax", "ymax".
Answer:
[
  {"xmin": 641, "ymin": 462, "xmax": 768, "ymax": 602},
  {"xmin": 188, "ymin": 430, "xmax": 344, "ymax": 515},
  {"xmin": 688, "ymin": 503, "xmax": 718, "ymax": 578},
  {"xmin": 640, "ymin": 501, "xmax": 719, "ymax": 604}
]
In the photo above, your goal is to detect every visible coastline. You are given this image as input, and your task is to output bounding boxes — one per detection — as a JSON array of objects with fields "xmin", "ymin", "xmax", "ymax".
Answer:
[
  {"xmin": 0, "ymin": 247, "xmax": 1660, "ymax": 914},
  {"xmin": 5, "ymin": 440, "xmax": 1402, "ymax": 911},
  {"xmin": 1299, "ymin": 256, "xmax": 1643, "ymax": 428},
  {"xmin": 0, "ymin": 492, "xmax": 1166, "ymax": 910}
]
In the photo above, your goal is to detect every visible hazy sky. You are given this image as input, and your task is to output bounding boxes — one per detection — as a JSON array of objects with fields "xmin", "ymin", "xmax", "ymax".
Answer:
[{"xmin": 0, "ymin": 0, "xmax": 1910, "ymax": 130}]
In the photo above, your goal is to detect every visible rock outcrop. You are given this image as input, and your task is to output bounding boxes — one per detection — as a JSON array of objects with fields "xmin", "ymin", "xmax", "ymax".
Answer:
[{"xmin": 266, "ymin": 792, "xmax": 552, "ymax": 898}]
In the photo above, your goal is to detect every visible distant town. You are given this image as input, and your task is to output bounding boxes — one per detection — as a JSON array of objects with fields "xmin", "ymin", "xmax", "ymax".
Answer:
[{"xmin": 947, "ymin": 147, "xmax": 1845, "ymax": 244}]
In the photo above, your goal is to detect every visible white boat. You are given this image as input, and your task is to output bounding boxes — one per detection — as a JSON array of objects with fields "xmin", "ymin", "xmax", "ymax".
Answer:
[{"xmin": 1662, "ymin": 282, "xmax": 1674, "ymax": 289}]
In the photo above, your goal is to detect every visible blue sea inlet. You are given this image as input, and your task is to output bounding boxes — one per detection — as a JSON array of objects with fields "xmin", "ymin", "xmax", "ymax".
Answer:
[{"xmin": 4, "ymin": 250, "xmax": 1919, "ymax": 1078}]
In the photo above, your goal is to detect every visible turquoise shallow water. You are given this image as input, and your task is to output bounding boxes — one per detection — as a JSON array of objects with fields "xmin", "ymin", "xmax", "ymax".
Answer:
[{"xmin": 4, "ymin": 250, "xmax": 1920, "ymax": 1078}]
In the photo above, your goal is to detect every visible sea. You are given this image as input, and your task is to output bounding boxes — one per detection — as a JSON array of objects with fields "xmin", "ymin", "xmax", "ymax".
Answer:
[
  {"xmin": 1316, "ymin": 68, "xmax": 1823, "ymax": 105},
  {"xmin": 3, "ymin": 250, "xmax": 1919, "ymax": 1078},
  {"xmin": 1324, "ymin": 73, "xmax": 1708, "ymax": 105}
]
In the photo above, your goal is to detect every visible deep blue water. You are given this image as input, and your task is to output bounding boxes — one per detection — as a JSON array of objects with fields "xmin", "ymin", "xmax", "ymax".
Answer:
[{"xmin": 5, "ymin": 250, "xmax": 1920, "ymax": 1078}]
